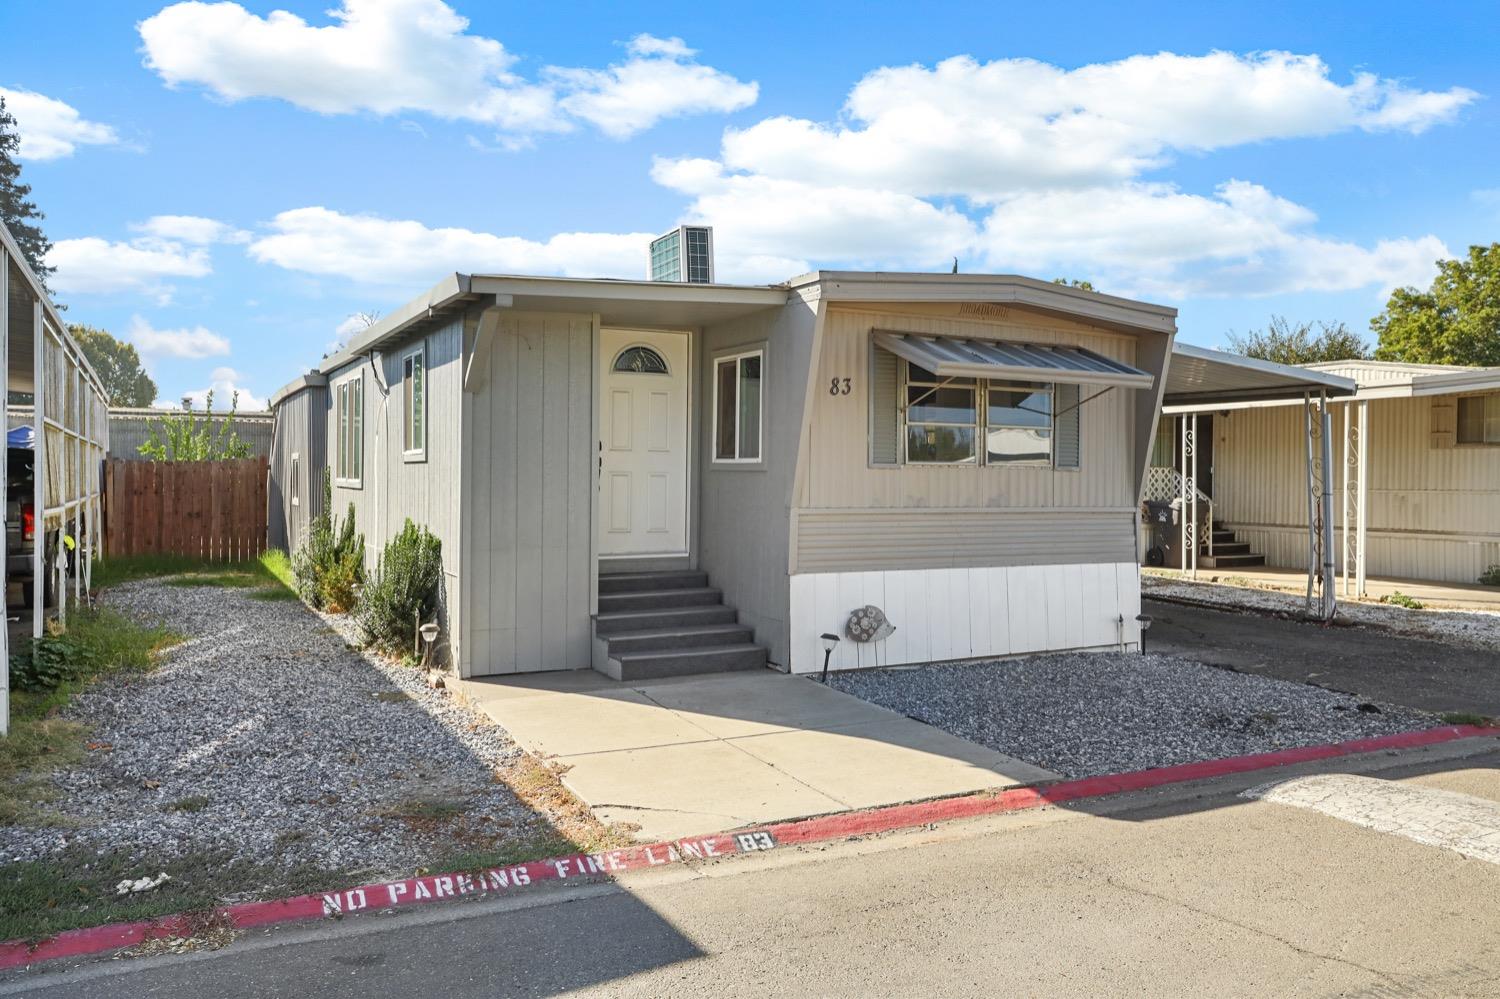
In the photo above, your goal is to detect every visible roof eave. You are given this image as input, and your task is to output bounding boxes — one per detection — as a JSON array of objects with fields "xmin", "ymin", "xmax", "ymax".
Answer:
[
  {"xmin": 794, "ymin": 271, "xmax": 1177, "ymax": 335},
  {"xmin": 318, "ymin": 273, "xmax": 472, "ymax": 374}
]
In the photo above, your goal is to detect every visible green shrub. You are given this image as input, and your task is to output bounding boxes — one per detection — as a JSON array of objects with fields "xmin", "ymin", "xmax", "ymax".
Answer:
[
  {"xmin": 291, "ymin": 471, "xmax": 364, "ymax": 612},
  {"xmin": 357, "ymin": 519, "xmax": 443, "ymax": 654},
  {"xmin": 9, "ymin": 634, "xmax": 94, "ymax": 692},
  {"xmin": 1379, "ymin": 590, "xmax": 1424, "ymax": 610},
  {"xmin": 1480, "ymin": 565, "xmax": 1500, "ymax": 587}
]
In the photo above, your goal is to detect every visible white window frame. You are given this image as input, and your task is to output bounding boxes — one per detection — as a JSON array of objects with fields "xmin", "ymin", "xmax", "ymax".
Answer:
[
  {"xmin": 401, "ymin": 344, "xmax": 427, "ymax": 461},
  {"xmin": 711, "ymin": 347, "xmax": 765, "ymax": 465},
  {"xmin": 290, "ymin": 452, "xmax": 301, "ymax": 507},
  {"xmin": 983, "ymin": 380, "xmax": 1054, "ymax": 467},
  {"xmin": 899, "ymin": 360, "xmax": 1060, "ymax": 468},
  {"xmin": 334, "ymin": 371, "xmax": 364, "ymax": 488}
]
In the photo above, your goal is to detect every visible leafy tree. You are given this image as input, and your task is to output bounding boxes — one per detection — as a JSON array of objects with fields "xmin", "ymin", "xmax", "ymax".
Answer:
[
  {"xmin": 1372, "ymin": 244, "xmax": 1500, "ymax": 367},
  {"xmin": 68, "ymin": 324, "xmax": 157, "ymax": 406},
  {"xmin": 1052, "ymin": 278, "xmax": 1097, "ymax": 292},
  {"xmin": 137, "ymin": 390, "xmax": 252, "ymax": 461},
  {"xmin": 0, "ymin": 96, "xmax": 54, "ymax": 294},
  {"xmin": 1226, "ymin": 316, "xmax": 1370, "ymax": 365}
]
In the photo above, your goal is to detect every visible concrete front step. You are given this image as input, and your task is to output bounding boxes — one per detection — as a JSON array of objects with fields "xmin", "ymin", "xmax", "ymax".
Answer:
[
  {"xmin": 602, "ymin": 643, "xmax": 769, "ymax": 682},
  {"xmin": 597, "ymin": 586, "xmax": 723, "ymax": 614},
  {"xmin": 593, "ymin": 605, "xmax": 739, "ymax": 636},
  {"xmin": 597, "ymin": 570, "xmax": 709, "ymax": 595},
  {"xmin": 1202, "ymin": 542, "xmax": 1252, "ymax": 556},
  {"xmin": 603, "ymin": 622, "xmax": 755, "ymax": 655},
  {"xmin": 1199, "ymin": 553, "xmax": 1267, "ymax": 569}
]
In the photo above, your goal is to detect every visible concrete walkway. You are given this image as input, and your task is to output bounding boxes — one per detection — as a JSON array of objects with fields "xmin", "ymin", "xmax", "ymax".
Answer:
[{"xmin": 458, "ymin": 670, "xmax": 1057, "ymax": 840}]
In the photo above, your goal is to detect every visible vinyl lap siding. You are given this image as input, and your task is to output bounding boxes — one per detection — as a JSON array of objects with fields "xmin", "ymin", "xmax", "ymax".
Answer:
[
  {"xmin": 802, "ymin": 305, "xmax": 1137, "ymax": 511},
  {"xmin": 1215, "ymin": 394, "xmax": 1500, "ymax": 583},
  {"xmin": 795, "ymin": 508, "xmax": 1136, "ymax": 573}
]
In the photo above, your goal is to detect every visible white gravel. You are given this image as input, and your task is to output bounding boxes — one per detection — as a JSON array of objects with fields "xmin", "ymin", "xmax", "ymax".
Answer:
[
  {"xmin": 1143, "ymin": 574, "xmax": 1500, "ymax": 652},
  {"xmin": 828, "ymin": 652, "xmax": 1435, "ymax": 779},
  {"xmin": 0, "ymin": 579, "xmax": 551, "ymax": 878}
]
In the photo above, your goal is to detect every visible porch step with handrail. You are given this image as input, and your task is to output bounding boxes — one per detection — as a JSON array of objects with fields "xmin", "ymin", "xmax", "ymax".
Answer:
[
  {"xmin": 1199, "ymin": 522, "xmax": 1267, "ymax": 569},
  {"xmin": 593, "ymin": 570, "xmax": 770, "ymax": 681}
]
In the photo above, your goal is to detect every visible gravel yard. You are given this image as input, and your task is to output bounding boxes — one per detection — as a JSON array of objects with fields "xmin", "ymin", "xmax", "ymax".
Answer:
[
  {"xmin": 828, "ymin": 652, "xmax": 1435, "ymax": 779},
  {"xmin": 0, "ymin": 579, "xmax": 559, "ymax": 881}
]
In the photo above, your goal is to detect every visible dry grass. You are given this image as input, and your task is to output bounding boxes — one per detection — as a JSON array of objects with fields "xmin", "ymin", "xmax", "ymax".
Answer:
[{"xmin": 495, "ymin": 752, "xmax": 636, "ymax": 852}]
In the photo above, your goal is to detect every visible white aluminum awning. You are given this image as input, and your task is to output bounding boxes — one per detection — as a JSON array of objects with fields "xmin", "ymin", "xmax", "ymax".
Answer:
[{"xmin": 873, "ymin": 331, "xmax": 1155, "ymax": 389}]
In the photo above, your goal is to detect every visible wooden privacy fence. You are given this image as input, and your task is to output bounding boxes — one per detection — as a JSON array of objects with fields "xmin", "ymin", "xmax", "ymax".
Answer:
[{"xmin": 104, "ymin": 457, "xmax": 269, "ymax": 560}]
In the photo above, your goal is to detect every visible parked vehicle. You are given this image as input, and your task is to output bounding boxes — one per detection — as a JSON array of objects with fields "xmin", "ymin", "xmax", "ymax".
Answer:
[{"xmin": 6, "ymin": 427, "xmax": 51, "ymax": 609}]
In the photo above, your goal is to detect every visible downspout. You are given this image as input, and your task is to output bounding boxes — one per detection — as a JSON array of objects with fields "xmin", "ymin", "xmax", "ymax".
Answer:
[{"xmin": 367, "ymin": 350, "xmax": 390, "ymax": 556}]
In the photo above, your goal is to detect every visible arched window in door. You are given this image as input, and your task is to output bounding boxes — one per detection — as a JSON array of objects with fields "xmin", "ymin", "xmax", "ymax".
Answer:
[{"xmin": 612, "ymin": 345, "xmax": 670, "ymax": 375}]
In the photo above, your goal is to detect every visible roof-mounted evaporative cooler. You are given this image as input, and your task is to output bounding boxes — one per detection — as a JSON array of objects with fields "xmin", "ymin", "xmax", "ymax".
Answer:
[{"xmin": 872, "ymin": 332, "xmax": 1154, "ymax": 389}]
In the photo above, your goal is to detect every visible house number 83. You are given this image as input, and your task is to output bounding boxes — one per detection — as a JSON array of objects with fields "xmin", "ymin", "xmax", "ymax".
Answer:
[{"xmin": 829, "ymin": 377, "xmax": 852, "ymax": 396}]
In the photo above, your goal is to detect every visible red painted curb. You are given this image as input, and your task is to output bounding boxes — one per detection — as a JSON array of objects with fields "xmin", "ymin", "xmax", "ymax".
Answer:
[{"xmin": 3, "ymin": 723, "xmax": 1493, "ymax": 971}]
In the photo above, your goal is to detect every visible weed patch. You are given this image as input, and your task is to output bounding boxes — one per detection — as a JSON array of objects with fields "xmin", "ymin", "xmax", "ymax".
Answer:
[
  {"xmin": 1441, "ymin": 712, "xmax": 1494, "ymax": 727},
  {"xmin": 166, "ymin": 795, "xmax": 211, "ymax": 813},
  {"xmin": 2, "ymin": 609, "xmax": 180, "ymax": 829},
  {"xmin": 1379, "ymin": 591, "xmax": 1425, "ymax": 610}
]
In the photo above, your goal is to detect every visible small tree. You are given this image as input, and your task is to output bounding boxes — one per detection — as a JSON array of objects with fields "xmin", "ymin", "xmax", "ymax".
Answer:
[
  {"xmin": 358, "ymin": 520, "xmax": 443, "ymax": 655},
  {"xmin": 137, "ymin": 390, "xmax": 252, "ymax": 461},
  {"xmin": 1373, "ymin": 244, "xmax": 1500, "ymax": 367},
  {"xmin": 0, "ymin": 96, "xmax": 54, "ymax": 294},
  {"xmin": 70, "ymin": 324, "xmax": 157, "ymax": 406},
  {"xmin": 1226, "ymin": 316, "xmax": 1370, "ymax": 366}
]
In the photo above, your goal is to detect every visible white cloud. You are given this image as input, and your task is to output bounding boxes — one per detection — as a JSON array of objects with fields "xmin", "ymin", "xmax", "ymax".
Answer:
[
  {"xmin": 641, "ymin": 50, "xmax": 1471, "ymax": 296},
  {"xmin": 138, "ymin": 1, "xmax": 754, "ymax": 141},
  {"xmin": 182, "ymin": 366, "xmax": 266, "ymax": 411},
  {"xmin": 0, "ymin": 86, "xmax": 120, "ymax": 160},
  {"xmin": 653, "ymin": 158, "xmax": 976, "ymax": 281},
  {"xmin": 976, "ymin": 181, "xmax": 1446, "ymax": 298},
  {"xmin": 552, "ymin": 34, "xmax": 757, "ymax": 138},
  {"xmin": 717, "ymin": 51, "xmax": 1476, "ymax": 197},
  {"xmin": 133, "ymin": 215, "xmax": 250, "ymax": 244},
  {"xmin": 47, "ymin": 235, "xmax": 211, "ymax": 302},
  {"xmin": 248, "ymin": 206, "xmax": 655, "ymax": 286},
  {"xmin": 127, "ymin": 315, "xmax": 232, "ymax": 359}
]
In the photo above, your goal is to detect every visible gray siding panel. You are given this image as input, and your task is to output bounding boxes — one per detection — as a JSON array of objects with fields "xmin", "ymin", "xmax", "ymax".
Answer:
[
  {"xmin": 462, "ymin": 313, "xmax": 594, "ymax": 676},
  {"xmin": 796, "ymin": 509, "xmax": 1136, "ymax": 573},
  {"xmin": 697, "ymin": 299, "xmax": 818, "ymax": 667},
  {"xmin": 268, "ymin": 386, "xmax": 326, "ymax": 554},
  {"xmin": 325, "ymin": 317, "xmax": 464, "ymax": 664}
]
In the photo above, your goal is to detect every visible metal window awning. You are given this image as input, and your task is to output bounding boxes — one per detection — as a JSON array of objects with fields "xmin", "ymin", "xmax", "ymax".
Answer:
[{"xmin": 873, "ymin": 331, "xmax": 1155, "ymax": 389}]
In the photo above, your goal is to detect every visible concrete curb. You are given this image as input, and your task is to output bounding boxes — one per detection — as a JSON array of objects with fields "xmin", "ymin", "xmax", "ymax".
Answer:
[{"xmin": 3, "ymin": 723, "xmax": 1493, "ymax": 971}]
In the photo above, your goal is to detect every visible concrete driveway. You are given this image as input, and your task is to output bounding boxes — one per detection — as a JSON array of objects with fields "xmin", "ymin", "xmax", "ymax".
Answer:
[
  {"xmin": 1144, "ymin": 597, "xmax": 1500, "ymax": 717},
  {"xmin": 458, "ymin": 670, "xmax": 1057, "ymax": 840}
]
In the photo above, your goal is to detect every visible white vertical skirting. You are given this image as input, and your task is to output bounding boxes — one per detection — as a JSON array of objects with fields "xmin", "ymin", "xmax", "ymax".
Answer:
[{"xmin": 787, "ymin": 561, "xmax": 1142, "ymax": 674}]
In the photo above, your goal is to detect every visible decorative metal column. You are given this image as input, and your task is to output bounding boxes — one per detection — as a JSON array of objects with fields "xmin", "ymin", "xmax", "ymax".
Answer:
[
  {"xmin": 1179, "ymin": 414, "xmax": 1199, "ymax": 579},
  {"xmin": 1341, "ymin": 399, "xmax": 1369, "ymax": 597},
  {"xmin": 1304, "ymin": 392, "xmax": 1337, "ymax": 621}
]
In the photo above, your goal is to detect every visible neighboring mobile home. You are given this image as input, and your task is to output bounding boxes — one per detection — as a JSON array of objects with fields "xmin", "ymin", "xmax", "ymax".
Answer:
[
  {"xmin": 270, "ymin": 271, "xmax": 1178, "ymax": 679},
  {"xmin": 1156, "ymin": 358, "xmax": 1500, "ymax": 588}
]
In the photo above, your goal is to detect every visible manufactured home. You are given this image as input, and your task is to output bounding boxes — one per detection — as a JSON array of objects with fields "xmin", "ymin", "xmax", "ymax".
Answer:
[
  {"xmin": 271, "ymin": 270, "xmax": 1184, "ymax": 679},
  {"xmin": 1156, "ymin": 357, "xmax": 1500, "ymax": 589}
]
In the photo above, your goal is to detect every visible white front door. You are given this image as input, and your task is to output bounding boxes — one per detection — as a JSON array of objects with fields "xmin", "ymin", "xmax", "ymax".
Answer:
[{"xmin": 599, "ymin": 329, "xmax": 689, "ymax": 556}]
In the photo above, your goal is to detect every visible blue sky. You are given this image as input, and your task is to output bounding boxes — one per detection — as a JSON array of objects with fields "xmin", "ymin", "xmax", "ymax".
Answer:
[{"xmin": 2, "ymin": 0, "xmax": 1496, "ymax": 408}]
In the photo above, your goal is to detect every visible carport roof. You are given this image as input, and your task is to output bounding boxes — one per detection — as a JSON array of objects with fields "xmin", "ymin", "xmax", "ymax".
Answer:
[{"xmin": 1163, "ymin": 343, "xmax": 1357, "ymax": 409}]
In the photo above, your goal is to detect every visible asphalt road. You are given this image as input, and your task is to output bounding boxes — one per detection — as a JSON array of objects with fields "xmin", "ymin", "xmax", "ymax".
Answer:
[
  {"xmin": 10, "ymin": 738, "xmax": 1500, "ymax": 998},
  {"xmin": 1143, "ymin": 597, "xmax": 1500, "ymax": 716}
]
